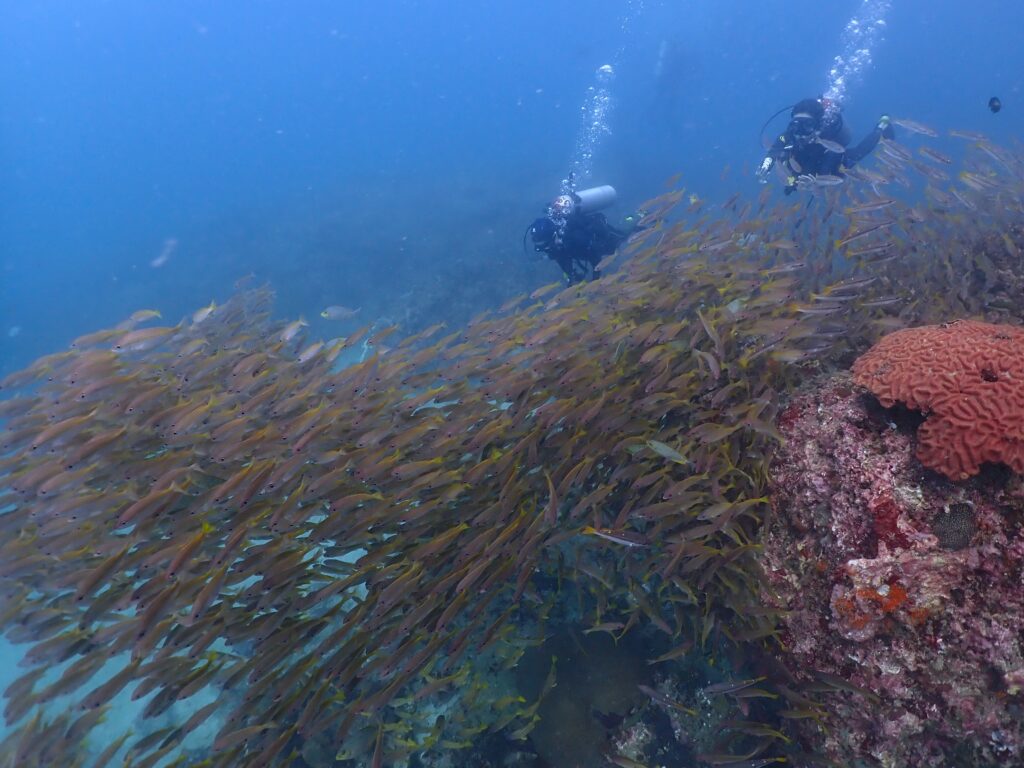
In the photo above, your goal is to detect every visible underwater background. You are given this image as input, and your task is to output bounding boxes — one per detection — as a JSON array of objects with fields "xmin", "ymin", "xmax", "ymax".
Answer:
[
  {"xmin": 2, "ymin": 0, "xmax": 1021, "ymax": 374},
  {"xmin": 4, "ymin": 2, "xmax": 1024, "ymax": 768}
]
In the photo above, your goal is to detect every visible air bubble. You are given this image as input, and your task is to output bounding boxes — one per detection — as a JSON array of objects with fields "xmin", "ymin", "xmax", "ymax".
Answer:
[
  {"xmin": 560, "ymin": 0, "xmax": 644, "ymax": 193},
  {"xmin": 823, "ymin": 0, "xmax": 891, "ymax": 112}
]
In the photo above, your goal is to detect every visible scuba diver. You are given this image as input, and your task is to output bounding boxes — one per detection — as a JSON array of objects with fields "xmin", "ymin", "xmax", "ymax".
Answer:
[
  {"xmin": 756, "ymin": 97, "xmax": 895, "ymax": 194},
  {"xmin": 527, "ymin": 185, "xmax": 642, "ymax": 285}
]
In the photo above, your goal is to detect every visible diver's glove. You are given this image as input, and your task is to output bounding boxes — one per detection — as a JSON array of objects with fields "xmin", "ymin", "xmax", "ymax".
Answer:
[
  {"xmin": 877, "ymin": 114, "xmax": 896, "ymax": 140},
  {"xmin": 756, "ymin": 156, "xmax": 774, "ymax": 184},
  {"xmin": 623, "ymin": 209, "xmax": 649, "ymax": 233},
  {"xmin": 784, "ymin": 174, "xmax": 804, "ymax": 195}
]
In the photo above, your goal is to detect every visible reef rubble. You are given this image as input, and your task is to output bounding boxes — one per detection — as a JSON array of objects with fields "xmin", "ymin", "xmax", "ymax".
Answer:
[{"xmin": 764, "ymin": 371, "xmax": 1024, "ymax": 767}]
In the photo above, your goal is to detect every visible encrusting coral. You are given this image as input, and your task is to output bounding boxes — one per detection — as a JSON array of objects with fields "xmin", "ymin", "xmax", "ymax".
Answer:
[{"xmin": 764, "ymin": 373, "xmax": 1024, "ymax": 766}]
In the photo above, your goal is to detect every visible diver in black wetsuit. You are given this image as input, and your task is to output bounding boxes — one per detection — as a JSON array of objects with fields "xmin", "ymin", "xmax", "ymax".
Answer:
[
  {"xmin": 528, "ymin": 188, "xmax": 641, "ymax": 284},
  {"xmin": 756, "ymin": 97, "xmax": 895, "ymax": 194}
]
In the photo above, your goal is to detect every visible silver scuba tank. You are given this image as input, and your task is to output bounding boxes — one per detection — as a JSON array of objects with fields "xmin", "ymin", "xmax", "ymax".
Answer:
[{"xmin": 574, "ymin": 185, "xmax": 617, "ymax": 214}]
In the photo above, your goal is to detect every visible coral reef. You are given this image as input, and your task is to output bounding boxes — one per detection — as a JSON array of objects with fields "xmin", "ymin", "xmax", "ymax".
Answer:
[
  {"xmin": 514, "ymin": 631, "xmax": 650, "ymax": 768},
  {"xmin": 1, "ymin": 135, "xmax": 1023, "ymax": 766},
  {"xmin": 851, "ymin": 319, "xmax": 1024, "ymax": 479},
  {"xmin": 765, "ymin": 373, "xmax": 1024, "ymax": 766}
]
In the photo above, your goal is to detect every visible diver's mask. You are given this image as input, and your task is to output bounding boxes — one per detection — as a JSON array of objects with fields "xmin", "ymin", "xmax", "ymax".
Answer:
[{"xmin": 789, "ymin": 113, "xmax": 819, "ymax": 145}]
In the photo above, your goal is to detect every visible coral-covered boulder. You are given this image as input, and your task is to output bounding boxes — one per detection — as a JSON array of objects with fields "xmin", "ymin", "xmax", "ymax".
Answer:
[
  {"xmin": 851, "ymin": 319, "xmax": 1024, "ymax": 480},
  {"xmin": 764, "ymin": 374, "xmax": 1024, "ymax": 767}
]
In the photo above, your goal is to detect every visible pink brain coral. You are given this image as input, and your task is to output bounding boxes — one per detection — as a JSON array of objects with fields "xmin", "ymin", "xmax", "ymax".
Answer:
[{"xmin": 851, "ymin": 319, "xmax": 1024, "ymax": 480}]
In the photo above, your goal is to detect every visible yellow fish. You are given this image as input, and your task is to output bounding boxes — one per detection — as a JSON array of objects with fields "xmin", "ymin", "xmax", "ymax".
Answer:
[{"xmin": 191, "ymin": 301, "xmax": 216, "ymax": 324}]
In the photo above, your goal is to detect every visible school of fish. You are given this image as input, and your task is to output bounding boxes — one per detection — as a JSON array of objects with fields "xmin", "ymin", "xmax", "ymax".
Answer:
[{"xmin": 1, "ymin": 121, "xmax": 1023, "ymax": 767}]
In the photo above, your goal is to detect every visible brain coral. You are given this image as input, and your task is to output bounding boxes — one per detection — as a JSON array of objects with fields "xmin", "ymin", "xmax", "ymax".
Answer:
[{"xmin": 851, "ymin": 319, "xmax": 1024, "ymax": 480}]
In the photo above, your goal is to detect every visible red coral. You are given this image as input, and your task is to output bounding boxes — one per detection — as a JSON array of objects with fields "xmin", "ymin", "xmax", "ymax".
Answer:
[
  {"xmin": 870, "ymin": 493, "xmax": 911, "ymax": 551},
  {"xmin": 852, "ymin": 320, "xmax": 1024, "ymax": 480}
]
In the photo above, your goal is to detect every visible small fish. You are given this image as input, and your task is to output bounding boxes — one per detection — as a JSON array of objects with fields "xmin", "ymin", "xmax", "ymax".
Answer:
[
  {"xmin": 297, "ymin": 341, "xmax": 325, "ymax": 363},
  {"xmin": 949, "ymin": 129, "xmax": 987, "ymax": 141},
  {"xmin": 796, "ymin": 174, "xmax": 844, "ymax": 190},
  {"xmin": 530, "ymin": 282, "xmax": 562, "ymax": 300},
  {"xmin": 812, "ymin": 671, "xmax": 881, "ymax": 703},
  {"xmin": 892, "ymin": 117, "xmax": 938, "ymax": 137},
  {"xmin": 167, "ymin": 521, "xmax": 213, "ymax": 579},
  {"xmin": 844, "ymin": 198, "xmax": 895, "ymax": 214},
  {"xmin": 778, "ymin": 707, "xmax": 824, "ymax": 721},
  {"xmin": 810, "ymin": 292, "xmax": 858, "ymax": 303},
  {"xmin": 918, "ymin": 146, "xmax": 952, "ymax": 165},
  {"xmin": 880, "ymin": 140, "xmax": 913, "ymax": 162},
  {"xmin": 638, "ymin": 684, "xmax": 697, "ymax": 715},
  {"xmin": 75, "ymin": 544, "xmax": 131, "ymax": 602},
  {"xmin": 793, "ymin": 303, "xmax": 844, "ymax": 316},
  {"xmin": 280, "ymin": 318, "xmax": 309, "ymax": 342},
  {"xmin": 860, "ymin": 296, "xmax": 904, "ymax": 308},
  {"xmin": 647, "ymin": 639, "xmax": 693, "ymax": 664},
  {"xmin": 112, "ymin": 325, "xmax": 178, "ymax": 352},
  {"xmin": 950, "ymin": 188, "xmax": 977, "ymax": 211},
  {"xmin": 763, "ymin": 261, "xmax": 805, "ymax": 275},
  {"xmin": 704, "ymin": 676, "xmax": 766, "ymax": 696},
  {"xmin": 177, "ymin": 337, "xmax": 209, "ymax": 358},
  {"xmin": 213, "ymin": 722, "xmax": 277, "ymax": 751},
  {"xmin": 989, "ymin": 96, "xmax": 1001, "ymax": 114},
  {"xmin": 731, "ymin": 687, "xmax": 779, "ymax": 700},
  {"xmin": 543, "ymin": 471, "xmax": 558, "ymax": 526},
  {"xmin": 128, "ymin": 309, "xmax": 162, "ymax": 324},
  {"xmin": 646, "ymin": 439, "xmax": 688, "ymax": 464},
  {"xmin": 688, "ymin": 422, "xmax": 739, "ymax": 444},
  {"xmin": 320, "ymin": 305, "xmax": 360, "ymax": 320},
  {"xmin": 846, "ymin": 240, "xmax": 894, "ymax": 258},
  {"xmin": 1001, "ymin": 232, "xmax": 1020, "ymax": 259},
  {"xmin": 191, "ymin": 301, "xmax": 216, "ymax": 324},
  {"xmin": 831, "ymin": 275, "xmax": 878, "ymax": 293},
  {"xmin": 699, "ymin": 236, "xmax": 735, "ymax": 253},
  {"xmin": 816, "ymin": 137, "xmax": 845, "ymax": 153},
  {"xmin": 582, "ymin": 526, "xmax": 650, "ymax": 548},
  {"xmin": 371, "ymin": 723, "xmax": 383, "ymax": 768},
  {"xmin": 836, "ymin": 220, "xmax": 895, "ymax": 248},
  {"xmin": 583, "ymin": 621, "xmax": 626, "ymax": 636},
  {"xmin": 603, "ymin": 750, "xmax": 651, "ymax": 768},
  {"xmin": 958, "ymin": 171, "xmax": 996, "ymax": 193}
]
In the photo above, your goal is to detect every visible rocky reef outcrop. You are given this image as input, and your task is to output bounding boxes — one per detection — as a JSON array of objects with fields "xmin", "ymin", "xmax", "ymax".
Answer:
[{"xmin": 764, "ymin": 369, "xmax": 1024, "ymax": 766}]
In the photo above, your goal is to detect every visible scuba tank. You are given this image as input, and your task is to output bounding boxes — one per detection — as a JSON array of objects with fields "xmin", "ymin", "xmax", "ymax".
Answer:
[{"xmin": 574, "ymin": 185, "xmax": 617, "ymax": 214}]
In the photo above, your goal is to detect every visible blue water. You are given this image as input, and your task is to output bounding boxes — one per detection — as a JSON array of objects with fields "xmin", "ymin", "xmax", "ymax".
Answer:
[{"xmin": 1, "ymin": 0, "xmax": 1021, "ymax": 375}]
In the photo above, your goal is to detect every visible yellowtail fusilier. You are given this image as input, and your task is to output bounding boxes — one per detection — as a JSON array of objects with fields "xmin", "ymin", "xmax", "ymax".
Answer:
[
  {"xmin": 919, "ymin": 146, "xmax": 952, "ymax": 165},
  {"xmin": 582, "ymin": 526, "xmax": 650, "ymax": 548},
  {"xmin": 892, "ymin": 117, "xmax": 939, "ymax": 137},
  {"xmin": 816, "ymin": 137, "xmax": 846, "ymax": 153},
  {"xmin": 836, "ymin": 220, "xmax": 895, "ymax": 249},
  {"xmin": 845, "ymin": 198, "xmax": 896, "ymax": 214}
]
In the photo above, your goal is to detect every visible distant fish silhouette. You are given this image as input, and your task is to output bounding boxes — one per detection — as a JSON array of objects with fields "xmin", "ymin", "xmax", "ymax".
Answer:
[
  {"xmin": 321, "ymin": 305, "xmax": 361, "ymax": 320},
  {"xmin": 989, "ymin": 96, "xmax": 1002, "ymax": 114}
]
